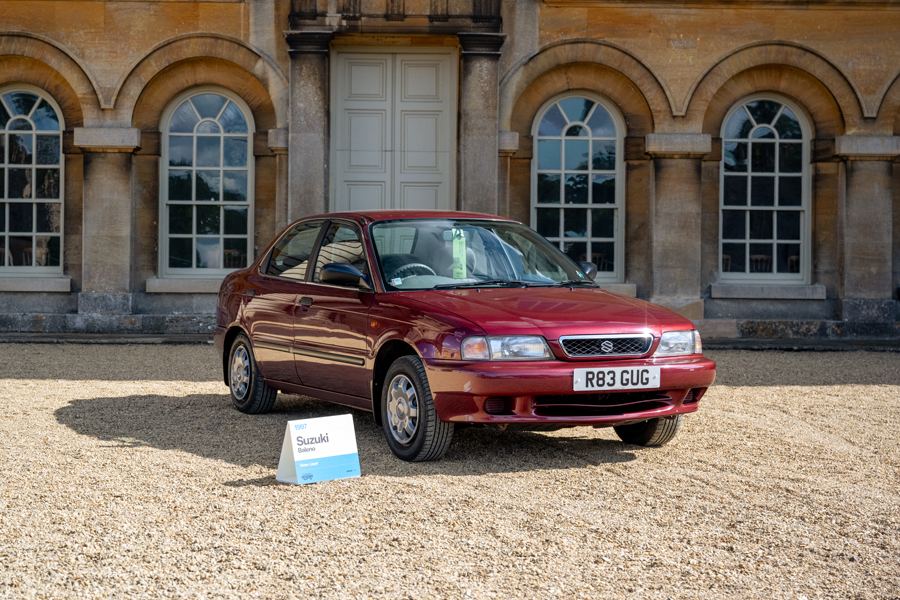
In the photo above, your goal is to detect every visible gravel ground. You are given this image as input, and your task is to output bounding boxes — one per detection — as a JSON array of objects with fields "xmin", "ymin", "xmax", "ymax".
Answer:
[{"xmin": 1, "ymin": 344, "xmax": 898, "ymax": 600}]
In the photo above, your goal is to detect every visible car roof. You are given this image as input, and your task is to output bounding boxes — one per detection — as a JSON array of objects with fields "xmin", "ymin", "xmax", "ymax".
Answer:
[{"xmin": 302, "ymin": 210, "xmax": 518, "ymax": 224}]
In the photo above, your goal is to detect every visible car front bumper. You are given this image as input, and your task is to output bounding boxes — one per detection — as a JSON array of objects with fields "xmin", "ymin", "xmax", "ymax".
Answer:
[{"xmin": 422, "ymin": 356, "xmax": 716, "ymax": 427}]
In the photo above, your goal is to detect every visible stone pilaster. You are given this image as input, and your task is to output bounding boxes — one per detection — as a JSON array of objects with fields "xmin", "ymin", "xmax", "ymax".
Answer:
[
  {"xmin": 497, "ymin": 130, "xmax": 518, "ymax": 218},
  {"xmin": 284, "ymin": 31, "xmax": 332, "ymax": 221},
  {"xmin": 498, "ymin": 0, "xmax": 539, "ymax": 76},
  {"xmin": 268, "ymin": 128, "xmax": 290, "ymax": 232},
  {"xmin": 73, "ymin": 127, "xmax": 141, "ymax": 315},
  {"xmin": 646, "ymin": 133, "xmax": 711, "ymax": 320},
  {"xmin": 458, "ymin": 33, "xmax": 506, "ymax": 215},
  {"xmin": 249, "ymin": 0, "xmax": 278, "ymax": 63},
  {"xmin": 835, "ymin": 135, "xmax": 900, "ymax": 321}
]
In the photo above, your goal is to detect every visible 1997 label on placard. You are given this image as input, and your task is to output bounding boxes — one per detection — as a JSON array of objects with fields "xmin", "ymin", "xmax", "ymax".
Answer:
[
  {"xmin": 276, "ymin": 414, "xmax": 361, "ymax": 485},
  {"xmin": 573, "ymin": 366, "xmax": 661, "ymax": 391}
]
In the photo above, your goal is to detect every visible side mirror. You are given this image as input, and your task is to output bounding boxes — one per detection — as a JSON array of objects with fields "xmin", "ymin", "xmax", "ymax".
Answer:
[
  {"xmin": 577, "ymin": 261, "xmax": 598, "ymax": 281},
  {"xmin": 320, "ymin": 263, "xmax": 372, "ymax": 289}
]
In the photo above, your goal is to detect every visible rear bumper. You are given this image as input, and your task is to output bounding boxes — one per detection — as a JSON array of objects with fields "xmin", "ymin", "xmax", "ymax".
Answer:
[{"xmin": 422, "ymin": 356, "xmax": 716, "ymax": 426}]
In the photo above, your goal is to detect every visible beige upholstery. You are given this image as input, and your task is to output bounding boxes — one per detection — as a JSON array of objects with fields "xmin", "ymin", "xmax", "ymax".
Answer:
[
  {"xmin": 314, "ymin": 241, "xmax": 364, "ymax": 280},
  {"xmin": 282, "ymin": 240, "xmax": 365, "ymax": 282},
  {"xmin": 282, "ymin": 261, "xmax": 309, "ymax": 281}
]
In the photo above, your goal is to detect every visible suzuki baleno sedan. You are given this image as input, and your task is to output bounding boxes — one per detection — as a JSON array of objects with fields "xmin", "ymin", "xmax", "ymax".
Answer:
[{"xmin": 213, "ymin": 211, "xmax": 716, "ymax": 461}]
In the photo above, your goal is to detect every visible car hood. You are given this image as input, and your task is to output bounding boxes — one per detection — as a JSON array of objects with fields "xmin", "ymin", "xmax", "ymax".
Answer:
[{"xmin": 398, "ymin": 286, "xmax": 692, "ymax": 339}]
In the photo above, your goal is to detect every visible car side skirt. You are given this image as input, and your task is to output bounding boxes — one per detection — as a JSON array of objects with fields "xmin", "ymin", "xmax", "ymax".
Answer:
[{"xmin": 266, "ymin": 379, "xmax": 373, "ymax": 413}]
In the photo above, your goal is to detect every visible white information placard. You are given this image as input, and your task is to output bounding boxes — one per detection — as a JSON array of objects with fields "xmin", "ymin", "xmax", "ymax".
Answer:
[{"xmin": 275, "ymin": 414, "xmax": 361, "ymax": 485}]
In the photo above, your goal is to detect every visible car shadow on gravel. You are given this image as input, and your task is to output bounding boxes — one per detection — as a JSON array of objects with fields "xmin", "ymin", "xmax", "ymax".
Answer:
[{"xmin": 56, "ymin": 392, "xmax": 637, "ymax": 482}]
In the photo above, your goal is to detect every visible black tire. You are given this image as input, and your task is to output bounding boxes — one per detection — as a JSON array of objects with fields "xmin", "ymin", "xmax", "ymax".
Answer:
[
  {"xmin": 614, "ymin": 415, "xmax": 683, "ymax": 447},
  {"xmin": 381, "ymin": 356, "xmax": 454, "ymax": 461},
  {"xmin": 228, "ymin": 334, "xmax": 277, "ymax": 414}
]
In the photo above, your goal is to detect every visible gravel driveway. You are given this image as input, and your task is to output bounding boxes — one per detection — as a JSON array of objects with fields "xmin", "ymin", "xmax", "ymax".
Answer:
[{"xmin": 1, "ymin": 344, "xmax": 898, "ymax": 599}]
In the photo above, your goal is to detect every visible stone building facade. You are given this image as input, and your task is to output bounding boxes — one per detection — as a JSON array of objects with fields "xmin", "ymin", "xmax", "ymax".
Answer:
[{"xmin": 0, "ymin": 0, "xmax": 898, "ymax": 338}]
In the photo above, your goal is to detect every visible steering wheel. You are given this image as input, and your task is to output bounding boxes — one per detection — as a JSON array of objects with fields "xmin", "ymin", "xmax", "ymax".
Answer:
[{"xmin": 390, "ymin": 263, "xmax": 437, "ymax": 279}]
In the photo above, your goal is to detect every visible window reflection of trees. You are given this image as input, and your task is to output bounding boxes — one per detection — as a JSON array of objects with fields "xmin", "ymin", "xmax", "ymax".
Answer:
[
  {"xmin": 720, "ymin": 98, "xmax": 806, "ymax": 279},
  {"xmin": 163, "ymin": 92, "xmax": 252, "ymax": 273},
  {"xmin": 1, "ymin": 89, "xmax": 63, "ymax": 270},
  {"xmin": 533, "ymin": 96, "xmax": 621, "ymax": 278}
]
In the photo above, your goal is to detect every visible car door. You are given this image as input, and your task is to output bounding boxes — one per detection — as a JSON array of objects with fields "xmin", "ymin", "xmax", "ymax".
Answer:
[
  {"xmin": 292, "ymin": 220, "xmax": 374, "ymax": 402},
  {"xmin": 243, "ymin": 220, "xmax": 324, "ymax": 383}
]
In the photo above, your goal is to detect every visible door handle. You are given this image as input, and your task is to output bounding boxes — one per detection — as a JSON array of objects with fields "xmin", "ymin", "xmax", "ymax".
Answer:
[{"xmin": 298, "ymin": 297, "xmax": 313, "ymax": 310}]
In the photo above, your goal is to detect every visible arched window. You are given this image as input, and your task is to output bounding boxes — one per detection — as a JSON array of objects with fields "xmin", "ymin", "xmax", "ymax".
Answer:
[
  {"xmin": 0, "ymin": 87, "xmax": 64, "ymax": 274},
  {"xmin": 531, "ymin": 94, "xmax": 625, "ymax": 282},
  {"xmin": 160, "ymin": 89, "xmax": 254, "ymax": 277},
  {"xmin": 719, "ymin": 96, "xmax": 810, "ymax": 282}
]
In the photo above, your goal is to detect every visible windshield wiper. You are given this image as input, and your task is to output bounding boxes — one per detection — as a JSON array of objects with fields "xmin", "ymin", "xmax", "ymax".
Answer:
[
  {"xmin": 549, "ymin": 279, "xmax": 597, "ymax": 287},
  {"xmin": 432, "ymin": 279, "xmax": 528, "ymax": 290}
]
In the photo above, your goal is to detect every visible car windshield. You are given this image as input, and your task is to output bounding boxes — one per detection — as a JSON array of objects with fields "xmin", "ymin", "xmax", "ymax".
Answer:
[{"xmin": 370, "ymin": 219, "xmax": 592, "ymax": 291}]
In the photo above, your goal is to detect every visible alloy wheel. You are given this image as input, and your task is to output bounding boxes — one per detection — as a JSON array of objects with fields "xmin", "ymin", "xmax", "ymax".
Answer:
[
  {"xmin": 230, "ymin": 345, "xmax": 250, "ymax": 399},
  {"xmin": 387, "ymin": 374, "xmax": 419, "ymax": 446}
]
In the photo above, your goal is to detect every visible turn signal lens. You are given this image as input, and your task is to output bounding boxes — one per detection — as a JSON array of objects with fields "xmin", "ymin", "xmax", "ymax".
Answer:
[{"xmin": 461, "ymin": 337, "xmax": 490, "ymax": 360}]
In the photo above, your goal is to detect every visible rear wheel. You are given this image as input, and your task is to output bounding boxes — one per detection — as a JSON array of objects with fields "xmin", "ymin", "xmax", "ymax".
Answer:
[
  {"xmin": 614, "ymin": 415, "xmax": 682, "ymax": 447},
  {"xmin": 381, "ymin": 356, "xmax": 453, "ymax": 461},
  {"xmin": 228, "ymin": 334, "xmax": 277, "ymax": 414}
]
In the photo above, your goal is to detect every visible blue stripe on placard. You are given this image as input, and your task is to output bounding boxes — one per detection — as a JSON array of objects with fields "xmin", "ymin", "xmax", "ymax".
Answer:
[{"xmin": 293, "ymin": 453, "xmax": 361, "ymax": 484}]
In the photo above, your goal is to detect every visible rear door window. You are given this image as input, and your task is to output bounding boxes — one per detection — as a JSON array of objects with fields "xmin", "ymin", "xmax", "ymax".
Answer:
[{"xmin": 265, "ymin": 221, "xmax": 323, "ymax": 280}]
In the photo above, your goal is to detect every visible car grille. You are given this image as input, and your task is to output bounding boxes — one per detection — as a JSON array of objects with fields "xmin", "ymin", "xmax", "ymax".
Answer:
[
  {"xmin": 559, "ymin": 335, "xmax": 653, "ymax": 358},
  {"xmin": 534, "ymin": 392, "xmax": 671, "ymax": 417}
]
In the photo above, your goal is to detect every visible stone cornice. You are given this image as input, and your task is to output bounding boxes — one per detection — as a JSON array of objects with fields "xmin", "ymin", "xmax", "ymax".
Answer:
[
  {"xmin": 645, "ymin": 133, "xmax": 711, "ymax": 158},
  {"xmin": 458, "ymin": 32, "xmax": 506, "ymax": 56},
  {"xmin": 544, "ymin": 0, "xmax": 900, "ymax": 8},
  {"xmin": 268, "ymin": 128, "xmax": 289, "ymax": 152},
  {"xmin": 498, "ymin": 131, "xmax": 519, "ymax": 155},
  {"xmin": 835, "ymin": 135, "xmax": 900, "ymax": 161},
  {"xmin": 73, "ymin": 127, "xmax": 141, "ymax": 153},
  {"xmin": 284, "ymin": 30, "xmax": 333, "ymax": 54}
]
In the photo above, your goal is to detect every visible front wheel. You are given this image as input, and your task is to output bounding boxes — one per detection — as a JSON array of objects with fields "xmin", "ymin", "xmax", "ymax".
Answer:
[
  {"xmin": 381, "ymin": 356, "xmax": 454, "ymax": 461},
  {"xmin": 614, "ymin": 415, "xmax": 682, "ymax": 447},
  {"xmin": 228, "ymin": 334, "xmax": 277, "ymax": 414}
]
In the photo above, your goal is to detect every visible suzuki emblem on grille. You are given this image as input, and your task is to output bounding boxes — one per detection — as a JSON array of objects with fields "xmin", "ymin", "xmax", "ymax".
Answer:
[{"xmin": 601, "ymin": 340, "xmax": 614, "ymax": 353}]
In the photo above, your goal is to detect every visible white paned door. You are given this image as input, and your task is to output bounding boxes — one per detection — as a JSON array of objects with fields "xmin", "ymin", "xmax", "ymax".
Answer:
[{"xmin": 332, "ymin": 49, "xmax": 456, "ymax": 212}]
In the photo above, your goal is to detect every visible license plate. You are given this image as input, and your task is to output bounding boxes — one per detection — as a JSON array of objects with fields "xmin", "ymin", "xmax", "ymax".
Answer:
[{"xmin": 573, "ymin": 366, "xmax": 661, "ymax": 391}]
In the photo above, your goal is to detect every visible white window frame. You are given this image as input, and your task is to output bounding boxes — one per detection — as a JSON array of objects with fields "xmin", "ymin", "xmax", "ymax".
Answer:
[
  {"xmin": 0, "ymin": 84, "xmax": 65, "ymax": 277},
  {"xmin": 530, "ymin": 92, "xmax": 626, "ymax": 284},
  {"xmin": 718, "ymin": 93, "xmax": 812, "ymax": 284},
  {"xmin": 158, "ymin": 87, "xmax": 256, "ymax": 279}
]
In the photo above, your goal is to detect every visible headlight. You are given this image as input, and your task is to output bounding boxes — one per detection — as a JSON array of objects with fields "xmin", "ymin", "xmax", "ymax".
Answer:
[
  {"xmin": 461, "ymin": 336, "xmax": 552, "ymax": 360},
  {"xmin": 655, "ymin": 330, "xmax": 701, "ymax": 356}
]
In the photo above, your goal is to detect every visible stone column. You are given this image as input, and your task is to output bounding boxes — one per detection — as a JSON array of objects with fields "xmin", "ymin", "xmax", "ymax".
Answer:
[
  {"xmin": 268, "ymin": 128, "xmax": 290, "ymax": 232},
  {"xmin": 645, "ymin": 133, "xmax": 711, "ymax": 320},
  {"xmin": 835, "ymin": 135, "xmax": 900, "ymax": 322},
  {"xmin": 284, "ymin": 30, "xmax": 332, "ymax": 221},
  {"xmin": 458, "ymin": 33, "xmax": 506, "ymax": 215},
  {"xmin": 73, "ymin": 127, "xmax": 141, "ymax": 315},
  {"xmin": 497, "ymin": 131, "xmax": 519, "ymax": 218}
]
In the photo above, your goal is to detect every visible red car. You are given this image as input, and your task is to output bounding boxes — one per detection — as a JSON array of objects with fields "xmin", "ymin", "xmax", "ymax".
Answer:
[{"xmin": 213, "ymin": 211, "xmax": 716, "ymax": 461}]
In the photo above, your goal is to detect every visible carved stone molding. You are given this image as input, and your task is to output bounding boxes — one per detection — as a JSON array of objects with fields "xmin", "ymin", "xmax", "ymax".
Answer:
[
  {"xmin": 835, "ymin": 135, "xmax": 900, "ymax": 161},
  {"xmin": 458, "ymin": 32, "xmax": 506, "ymax": 56},
  {"xmin": 73, "ymin": 127, "xmax": 141, "ymax": 153},
  {"xmin": 284, "ymin": 31, "xmax": 334, "ymax": 54},
  {"xmin": 645, "ymin": 133, "xmax": 712, "ymax": 158}
]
